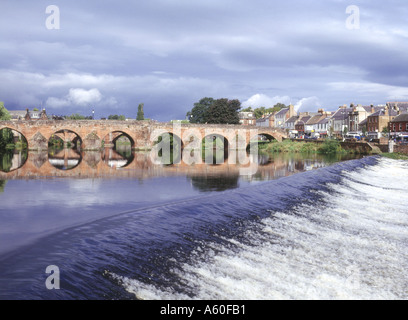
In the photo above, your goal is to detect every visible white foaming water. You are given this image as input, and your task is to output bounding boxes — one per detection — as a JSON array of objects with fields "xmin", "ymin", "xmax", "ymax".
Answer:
[{"xmin": 112, "ymin": 158, "xmax": 408, "ymax": 300}]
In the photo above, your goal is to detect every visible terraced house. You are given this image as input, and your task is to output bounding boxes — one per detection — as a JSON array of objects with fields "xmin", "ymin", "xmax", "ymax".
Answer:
[
  {"xmin": 366, "ymin": 106, "xmax": 397, "ymax": 139},
  {"xmin": 274, "ymin": 104, "xmax": 297, "ymax": 129},
  {"xmin": 389, "ymin": 113, "xmax": 408, "ymax": 138}
]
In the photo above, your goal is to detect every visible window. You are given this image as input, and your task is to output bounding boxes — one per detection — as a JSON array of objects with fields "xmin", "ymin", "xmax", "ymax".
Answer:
[
  {"xmin": 393, "ymin": 124, "xmax": 396, "ymax": 131},
  {"xmin": 406, "ymin": 123, "xmax": 408, "ymax": 131},
  {"xmin": 400, "ymin": 124, "xmax": 403, "ymax": 131}
]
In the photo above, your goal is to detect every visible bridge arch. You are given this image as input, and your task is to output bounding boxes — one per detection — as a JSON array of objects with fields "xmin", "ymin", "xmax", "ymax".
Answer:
[
  {"xmin": 102, "ymin": 131, "xmax": 135, "ymax": 149},
  {"xmin": 250, "ymin": 132, "xmax": 277, "ymax": 142},
  {"xmin": 202, "ymin": 133, "xmax": 229, "ymax": 165},
  {"xmin": 150, "ymin": 130, "xmax": 184, "ymax": 165},
  {"xmin": 49, "ymin": 129, "xmax": 82, "ymax": 149},
  {"xmin": 0, "ymin": 127, "xmax": 29, "ymax": 172},
  {"xmin": 0, "ymin": 126, "xmax": 28, "ymax": 147}
]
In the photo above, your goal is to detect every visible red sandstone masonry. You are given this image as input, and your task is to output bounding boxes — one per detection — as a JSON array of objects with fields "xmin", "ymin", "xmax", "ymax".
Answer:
[
  {"xmin": 0, "ymin": 120, "xmax": 287, "ymax": 150},
  {"xmin": 394, "ymin": 144, "xmax": 408, "ymax": 155}
]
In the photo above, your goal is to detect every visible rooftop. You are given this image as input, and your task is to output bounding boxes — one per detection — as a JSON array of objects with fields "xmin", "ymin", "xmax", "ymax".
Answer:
[
  {"xmin": 391, "ymin": 113, "xmax": 408, "ymax": 123},
  {"xmin": 275, "ymin": 108, "xmax": 289, "ymax": 116},
  {"xmin": 286, "ymin": 116, "xmax": 299, "ymax": 123}
]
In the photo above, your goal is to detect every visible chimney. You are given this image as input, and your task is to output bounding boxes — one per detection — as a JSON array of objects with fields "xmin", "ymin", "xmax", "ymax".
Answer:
[
  {"xmin": 371, "ymin": 104, "xmax": 375, "ymax": 114},
  {"xmin": 289, "ymin": 104, "xmax": 295, "ymax": 117},
  {"xmin": 24, "ymin": 108, "xmax": 31, "ymax": 121},
  {"xmin": 384, "ymin": 106, "xmax": 389, "ymax": 116},
  {"xmin": 318, "ymin": 108, "xmax": 324, "ymax": 115}
]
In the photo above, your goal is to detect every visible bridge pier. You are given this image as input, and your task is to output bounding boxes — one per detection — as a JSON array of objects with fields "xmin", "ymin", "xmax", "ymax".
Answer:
[{"xmin": 28, "ymin": 132, "xmax": 48, "ymax": 151}]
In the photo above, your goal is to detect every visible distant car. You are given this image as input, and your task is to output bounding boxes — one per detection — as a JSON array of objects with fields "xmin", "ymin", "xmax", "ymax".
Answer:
[{"xmin": 345, "ymin": 133, "xmax": 362, "ymax": 141}]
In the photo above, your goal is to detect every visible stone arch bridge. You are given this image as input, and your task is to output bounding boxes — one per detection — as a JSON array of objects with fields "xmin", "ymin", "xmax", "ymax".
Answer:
[{"xmin": 0, "ymin": 120, "xmax": 287, "ymax": 151}]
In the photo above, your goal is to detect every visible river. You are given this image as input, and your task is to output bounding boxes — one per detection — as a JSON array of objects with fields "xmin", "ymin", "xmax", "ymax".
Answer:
[{"xmin": 0, "ymin": 147, "xmax": 406, "ymax": 300}]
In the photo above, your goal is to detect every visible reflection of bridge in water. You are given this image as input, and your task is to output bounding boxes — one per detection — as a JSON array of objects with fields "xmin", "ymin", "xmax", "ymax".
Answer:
[{"xmin": 0, "ymin": 147, "xmax": 335, "ymax": 181}]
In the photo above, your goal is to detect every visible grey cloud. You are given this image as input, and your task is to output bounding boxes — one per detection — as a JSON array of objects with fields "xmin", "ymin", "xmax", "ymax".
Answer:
[{"xmin": 1, "ymin": 0, "xmax": 408, "ymax": 119}]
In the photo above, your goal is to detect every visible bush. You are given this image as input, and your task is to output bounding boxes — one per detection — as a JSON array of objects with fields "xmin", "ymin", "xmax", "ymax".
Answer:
[{"xmin": 318, "ymin": 139, "xmax": 345, "ymax": 154}]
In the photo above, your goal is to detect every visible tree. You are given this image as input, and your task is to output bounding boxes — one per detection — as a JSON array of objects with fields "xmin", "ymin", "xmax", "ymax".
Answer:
[
  {"xmin": 186, "ymin": 97, "xmax": 214, "ymax": 124},
  {"xmin": 33, "ymin": 108, "xmax": 39, "ymax": 111},
  {"xmin": 137, "ymin": 103, "xmax": 145, "ymax": 120},
  {"xmin": 0, "ymin": 102, "xmax": 11, "ymax": 121},
  {"xmin": 243, "ymin": 103, "xmax": 287, "ymax": 119},
  {"xmin": 271, "ymin": 103, "xmax": 287, "ymax": 113},
  {"xmin": 343, "ymin": 126, "xmax": 349, "ymax": 136},
  {"xmin": 254, "ymin": 107, "xmax": 266, "ymax": 119},
  {"xmin": 68, "ymin": 113, "xmax": 91, "ymax": 120},
  {"xmin": 206, "ymin": 98, "xmax": 241, "ymax": 124},
  {"xmin": 362, "ymin": 126, "xmax": 367, "ymax": 137},
  {"xmin": 0, "ymin": 128, "xmax": 14, "ymax": 149},
  {"xmin": 108, "ymin": 115, "xmax": 126, "ymax": 120}
]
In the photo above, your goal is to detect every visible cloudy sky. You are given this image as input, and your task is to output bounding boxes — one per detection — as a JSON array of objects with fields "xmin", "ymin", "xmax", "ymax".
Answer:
[{"xmin": 1, "ymin": 0, "xmax": 408, "ymax": 121}]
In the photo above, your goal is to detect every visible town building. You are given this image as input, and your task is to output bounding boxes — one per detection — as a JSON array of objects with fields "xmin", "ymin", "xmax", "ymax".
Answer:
[
  {"xmin": 274, "ymin": 105, "xmax": 297, "ymax": 129},
  {"xmin": 239, "ymin": 111, "xmax": 256, "ymax": 126},
  {"xmin": 316, "ymin": 117, "xmax": 330, "ymax": 138},
  {"xmin": 386, "ymin": 102, "xmax": 408, "ymax": 112},
  {"xmin": 347, "ymin": 104, "xmax": 373, "ymax": 133},
  {"xmin": 295, "ymin": 114, "xmax": 312, "ymax": 136},
  {"xmin": 9, "ymin": 109, "xmax": 49, "ymax": 121},
  {"xmin": 256, "ymin": 113, "xmax": 276, "ymax": 128},
  {"xmin": 329, "ymin": 106, "xmax": 351, "ymax": 138},
  {"xmin": 285, "ymin": 116, "xmax": 299, "ymax": 131},
  {"xmin": 366, "ymin": 106, "xmax": 398, "ymax": 139},
  {"xmin": 304, "ymin": 110, "xmax": 329, "ymax": 137},
  {"xmin": 389, "ymin": 113, "xmax": 408, "ymax": 138}
]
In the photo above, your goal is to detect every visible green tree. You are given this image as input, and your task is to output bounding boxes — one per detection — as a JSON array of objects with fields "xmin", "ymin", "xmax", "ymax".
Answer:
[
  {"xmin": 0, "ymin": 128, "xmax": 14, "ymax": 149},
  {"xmin": 33, "ymin": 108, "xmax": 39, "ymax": 111},
  {"xmin": 254, "ymin": 107, "xmax": 266, "ymax": 119},
  {"xmin": 270, "ymin": 103, "xmax": 287, "ymax": 113},
  {"xmin": 247, "ymin": 103, "xmax": 287, "ymax": 119},
  {"xmin": 137, "ymin": 103, "xmax": 145, "ymax": 120},
  {"xmin": 241, "ymin": 107, "xmax": 253, "ymax": 112},
  {"xmin": 68, "ymin": 113, "xmax": 86, "ymax": 120},
  {"xmin": 0, "ymin": 180, "xmax": 7, "ymax": 193},
  {"xmin": 362, "ymin": 126, "xmax": 367, "ymax": 137},
  {"xmin": 108, "ymin": 115, "xmax": 126, "ymax": 120},
  {"xmin": 206, "ymin": 98, "xmax": 241, "ymax": 124},
  {"xmin": 186, "ymin": 97, "xmax": 214, "ymax": 124},
  {"xmin": 0, "ymin": 102, "xmax": 11, "ymax": 120}
]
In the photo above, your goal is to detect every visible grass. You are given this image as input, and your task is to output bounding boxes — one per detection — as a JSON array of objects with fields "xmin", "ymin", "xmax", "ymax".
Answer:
[
  {"xmin": 381, "ymin": 153, "xmax": 408, "ymax": 160},
  {"xmin": 264, "ymin": 139, "xmax": 347, "ymax": 154}
]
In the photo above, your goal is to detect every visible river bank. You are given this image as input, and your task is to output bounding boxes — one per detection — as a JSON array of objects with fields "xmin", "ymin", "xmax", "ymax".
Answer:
[
  {"xmin": 257, "ymin": 139, "xmax": 372, "ymax": 155},
  {"xmin": 380, "ymin": 153, "xmax": 408, "ymax": 160}
]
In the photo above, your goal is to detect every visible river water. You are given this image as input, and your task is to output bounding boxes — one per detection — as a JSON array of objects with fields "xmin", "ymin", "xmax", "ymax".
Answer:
[{"xmin": 0, "ymin": 148, "xmax": 406, "ymax": 300}]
